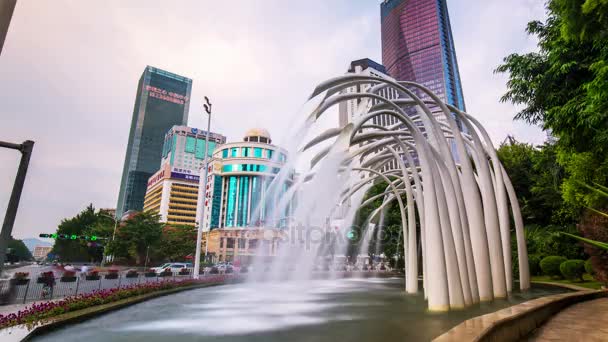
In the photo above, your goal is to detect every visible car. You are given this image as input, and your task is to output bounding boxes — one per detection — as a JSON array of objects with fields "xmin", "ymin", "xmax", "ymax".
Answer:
[{"xmin": 150, "ymin": 263, "xmax": 191, "ymax": 275}]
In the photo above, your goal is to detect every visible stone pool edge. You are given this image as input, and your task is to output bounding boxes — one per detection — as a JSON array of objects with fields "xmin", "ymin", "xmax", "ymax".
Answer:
[
  {"xmin": 433, "ymin": 282, "xmax": 608, "ymax": 342},
  {"xmin": 17, "ymin": 279, "xmax": 240, "ymax": 341}
]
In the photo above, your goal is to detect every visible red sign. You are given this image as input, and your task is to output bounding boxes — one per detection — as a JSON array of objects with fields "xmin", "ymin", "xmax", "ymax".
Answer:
[
  {"xmin": 147, "ymin": 169, "xmax": 165, "ymax": 188},
  {"xmin": 146, "ymin": 85, "xmax": 188, "ymax": 105}
]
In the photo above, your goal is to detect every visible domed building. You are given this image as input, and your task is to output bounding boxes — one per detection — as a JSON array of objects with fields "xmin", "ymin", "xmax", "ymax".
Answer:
[{"xmin": 196, "ymin": 129, "xmax": 294, "ymax": 263}]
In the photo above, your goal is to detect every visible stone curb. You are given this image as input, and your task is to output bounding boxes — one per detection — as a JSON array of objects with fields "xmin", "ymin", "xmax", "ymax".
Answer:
[{"xmin": 433, "ymin": 284, "xmax": 607, "ymax": 342}]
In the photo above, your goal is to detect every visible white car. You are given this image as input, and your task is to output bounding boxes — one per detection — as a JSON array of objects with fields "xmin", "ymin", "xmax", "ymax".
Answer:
[{"xmin": 150, "ymin": 263, "xmax": 191, "ymax": 275}]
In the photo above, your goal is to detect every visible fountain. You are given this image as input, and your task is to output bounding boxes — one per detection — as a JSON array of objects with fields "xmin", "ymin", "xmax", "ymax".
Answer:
[
  {"xmin": 245, "ymin": 75, "xmax": 530, "ymax": 312},
  {"xmin": 28, "ymin": 77, "xmax": 544, "ymax": 341}
]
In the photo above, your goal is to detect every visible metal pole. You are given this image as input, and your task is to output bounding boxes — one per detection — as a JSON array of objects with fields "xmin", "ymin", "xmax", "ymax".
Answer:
[
  {"xmin": 0, "ymin": 0, "xmax": 17, "ymax": 57},
  {"xmin": 194, "ymin": 97, "xmax": 212, "ymax": 279},
  {"xmin": 100, "ymin": 214, "xmax": 118, "ymax": 267},
  {"xmin": 0, "ymin": 140, "xmax": 34, "ymax": 276}
]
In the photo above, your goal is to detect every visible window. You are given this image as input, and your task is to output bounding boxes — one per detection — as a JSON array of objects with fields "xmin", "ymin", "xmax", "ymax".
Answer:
[
  {"xmin": 226, "ymin": 238, "xmax": 235, "ymax": 248},
  {"xmin": 248, "ymin": 239, "xmax": 258, "ymax": 249},
  {"xmin": 231, "ymin": 148, "xmax": 239, "ymax": 158},
  {"xmin": 238, "ymin": 238, "xmax": 246, "ymax": 249},
  {"xmin": 254, "ymin": 148, "xmax": 263, "ymax": 158},
  {"xmin": 222, "ymin": 149, "xmax": 229, "ymax": 158},
  {"xmin": 185, "ymin": 136, "xmax": 196, "ymax": 153},
  {"xmin": 242, "ymin": 147, "xmax": 252, "ymax": 157},
  {"xmin": 267, "ymin": 149, "xmax": 273, "ymax": 159}
]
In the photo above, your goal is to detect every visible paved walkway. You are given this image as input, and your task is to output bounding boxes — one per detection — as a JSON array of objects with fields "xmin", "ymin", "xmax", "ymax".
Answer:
[{"xmin": 528, "ymin": 297, "xmax": 608, "ymax": 341}]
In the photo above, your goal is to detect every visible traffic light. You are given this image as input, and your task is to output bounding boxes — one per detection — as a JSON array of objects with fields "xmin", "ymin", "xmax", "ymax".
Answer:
[{"xmin": 39, "ymin": 233, "xmax": 106, "ymax": 241}]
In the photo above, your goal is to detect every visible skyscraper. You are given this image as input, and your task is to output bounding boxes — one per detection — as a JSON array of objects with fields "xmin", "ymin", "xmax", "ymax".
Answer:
[
  {"xmin": 381, "ymin": 0, "xmax": 466, "ymax": 112},
  {"xmin": 116, "ymin": 66, "xmax": 192, "ymax": 218}
]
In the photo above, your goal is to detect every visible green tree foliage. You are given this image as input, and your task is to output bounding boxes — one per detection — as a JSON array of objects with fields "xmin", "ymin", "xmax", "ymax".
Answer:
[
  {"xmin": 51, "ymin": 204, "xmax": 109, "ymax": 262},
  {"xmin": 496, "ymin": 0, "xmax": 608, "ymax": 209},
  {"xmin": 349, "ymin": 181, "xmax": 409, "ymax": 266},
  {"xmin": 497, "ymin": 138, "xmax": 578, "ymax": 225},
  {"xmin": 6, "ymin": 237, "xmax": 33, "ymax": 262},
  {"xmin": 107, "ymin": 211, "xmax": 163, "ymax": 265},
  {"xmin": 157, "ymin": 225, "xmax": 196, "ymax": 262}
]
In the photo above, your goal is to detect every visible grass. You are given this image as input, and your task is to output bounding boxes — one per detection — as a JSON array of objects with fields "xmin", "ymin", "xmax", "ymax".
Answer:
[{"xmin": 531, "ymin": 274, "xmax": 604, "ymax": 290}]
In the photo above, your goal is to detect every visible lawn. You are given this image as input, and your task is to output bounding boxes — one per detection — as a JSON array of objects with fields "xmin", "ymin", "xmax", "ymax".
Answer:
[{"xmin": 531, "ymin": 274, "xmax": 604, "ymax": 290}]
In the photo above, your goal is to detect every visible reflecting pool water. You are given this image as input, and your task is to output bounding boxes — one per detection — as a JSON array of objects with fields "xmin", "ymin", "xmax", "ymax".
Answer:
[{"xmin": 33, "ymin": 278, "xmax": 567, "ymax": 342}]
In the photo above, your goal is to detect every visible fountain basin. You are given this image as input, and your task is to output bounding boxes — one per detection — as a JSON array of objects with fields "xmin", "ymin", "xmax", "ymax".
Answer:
[{"xmin": 29, "ymin": 277, "xmax": 568, "ymax": 342}]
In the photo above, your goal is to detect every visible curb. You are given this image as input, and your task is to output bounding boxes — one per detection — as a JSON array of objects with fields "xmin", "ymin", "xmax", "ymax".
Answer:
[
  {"xmin": 433, "ymin": 284, "xmax": 607, "ymax": 342},
  {"xmin": 14, "ymin": 280, "xmax": 236, "ymax": 341}
]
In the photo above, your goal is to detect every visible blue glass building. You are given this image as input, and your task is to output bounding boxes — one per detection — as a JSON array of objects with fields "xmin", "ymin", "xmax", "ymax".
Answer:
[{"xmin": 116, "ymin": 66, "xmax": 192, "ymax": 218}]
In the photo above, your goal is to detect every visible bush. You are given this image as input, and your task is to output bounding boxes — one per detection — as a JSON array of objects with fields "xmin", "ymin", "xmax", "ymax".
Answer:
[
  {"xmin": 585, "ymin": 258, "xmax": 594, "ymax": 275},
  {"xmin": 560, "ymin": 259, "xmax": 585, "ymax": 281},
  {"xmin": 528, "ymin": 254, "xmax": 543, "ymax": 276},
  {"xmin": 540, "ymin": 256, "xmax": 567, "ymax": 278}
]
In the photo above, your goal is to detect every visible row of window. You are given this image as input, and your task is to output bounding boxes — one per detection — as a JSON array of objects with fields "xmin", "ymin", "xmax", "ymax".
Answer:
[
  {"xmin": 222, "ymin": 164, "xmax": 281, "ymax": 174},
  {"xmin": 221, "ymin": 147, "xmax": 286, "ymax": 162}
]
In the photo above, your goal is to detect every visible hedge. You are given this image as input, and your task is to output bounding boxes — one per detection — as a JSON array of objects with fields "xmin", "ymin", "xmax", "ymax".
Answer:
[
  {"xmin": 585, "ymin": 258, "xmax": 594, "ymax": 275},
  {"xmin": 540, "ymin": 256, "xmax": 567, "ymax": 278},
  {"xmin": 559, "ymin": 259, "xmax": 585, "ymax": 281}
]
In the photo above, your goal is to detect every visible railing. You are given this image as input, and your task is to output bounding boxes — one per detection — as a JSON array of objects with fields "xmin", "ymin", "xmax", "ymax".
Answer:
[{"xmin": 0, "ymin": 272, "xmax": 200, "ymax": 305}]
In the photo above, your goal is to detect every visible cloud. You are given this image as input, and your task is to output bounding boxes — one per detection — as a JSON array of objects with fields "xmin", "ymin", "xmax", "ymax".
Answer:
[{"xmin": 0, "ymin": 0, "xmax": 546, "ymax": 238}]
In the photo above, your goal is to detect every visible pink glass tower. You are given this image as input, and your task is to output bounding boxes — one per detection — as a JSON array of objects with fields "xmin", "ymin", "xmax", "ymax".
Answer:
[{"xmin": 381, "ymin": 0, "xmax": 466, "ymax": 112}]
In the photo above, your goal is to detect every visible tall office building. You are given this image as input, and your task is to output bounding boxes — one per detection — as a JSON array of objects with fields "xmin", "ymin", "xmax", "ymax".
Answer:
[
  {"xmin": 338, "ymin": 58, "xmax": 399, "ymax": 128},
  {"xmin": 116, "ymin": 66, "xmax": 192, "ymax": 218},
  {"xmin": 142, "ymin": 125, "xmax": 226, "ymax": 226},
  {"xmin": 197, "ymin": 128, "xmax": 293, "ymax": 263},
  {"xmin": 381, "ymin": 0, "xmax": 466, "ymax": 112}
]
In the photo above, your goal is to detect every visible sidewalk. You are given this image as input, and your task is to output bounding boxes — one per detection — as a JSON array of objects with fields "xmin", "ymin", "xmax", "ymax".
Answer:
[{"xmin": 527, "ymin": 297, "xmax": 608, "ymax": 341}]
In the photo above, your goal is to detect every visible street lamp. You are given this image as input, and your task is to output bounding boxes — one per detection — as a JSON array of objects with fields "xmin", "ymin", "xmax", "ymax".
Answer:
[
  {"xmin": 193, "ymin": 96, "xmax": 212, "ymax": 279},
  {"xmin": 98, "ymin": 213, "xmax": 118, "ymax": 266}
]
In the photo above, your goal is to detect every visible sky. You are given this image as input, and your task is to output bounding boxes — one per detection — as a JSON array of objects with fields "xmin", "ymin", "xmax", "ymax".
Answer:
[{"xmin": 0, "ymin": 0, "xmax": 548, "ymax": 239}]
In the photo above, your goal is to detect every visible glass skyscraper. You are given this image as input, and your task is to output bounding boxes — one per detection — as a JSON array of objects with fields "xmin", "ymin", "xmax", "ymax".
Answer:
[
  {"xmin": 381, "ymin": 0, "xmax": 466, "ymax": 112},
  {"xmin": 116, "ymin": 66, "xmax": 192, "ymax": 218}
]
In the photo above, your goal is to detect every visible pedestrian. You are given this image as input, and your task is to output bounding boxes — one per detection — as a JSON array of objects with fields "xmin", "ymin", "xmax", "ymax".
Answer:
[{"xmin": 80, "ymin": 264, "xmax": 89, "ymax": 278}]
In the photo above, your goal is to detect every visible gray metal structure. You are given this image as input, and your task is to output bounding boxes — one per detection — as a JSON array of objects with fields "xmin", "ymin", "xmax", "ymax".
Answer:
[
  {"xmin": 297, "ymin": 76, "xmax": 529, "ymax": 311},
  {"xmin": 0, "ymin": 140, "xmax": 34, "ymax": 276}
]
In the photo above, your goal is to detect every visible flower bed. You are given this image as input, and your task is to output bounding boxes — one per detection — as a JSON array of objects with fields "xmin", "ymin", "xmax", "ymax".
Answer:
[
  {"xmin": 105, "ymin": 269, "xmax": 119, "ymax": 280},
  {"xmin": 0, "ymin": 275, "xmax": 233, "ymax": 329},
  {"xmin": 37, "ymin": 272, "xmax": 55, "ymax": 287},
  {"xmin": 125, "ymin": 270, "xmax": 139, "ymax": 278},
  {"xmin": 85, "ymin": 271, "xmax": 100, "ymax": 281},
  {"xmin": 61, "ymin": 271, "xmax": 77, "ymax": 283},
  {"xmin": 11, "ymin": 272, "xmax": 30, "ymax": 286}
]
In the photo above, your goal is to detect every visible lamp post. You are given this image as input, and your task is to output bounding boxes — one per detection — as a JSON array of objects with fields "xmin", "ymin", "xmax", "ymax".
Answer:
[
  {"xmin": 193, "ymin": 97, "xmax": 212, "ymax": 279},
  {"xmin": 0, "ymin": 140, "xmax": 34, "ymax": 276},
  {"xmin": 99, "ymin": 213, "xmax": 118, "ymax": 267}
]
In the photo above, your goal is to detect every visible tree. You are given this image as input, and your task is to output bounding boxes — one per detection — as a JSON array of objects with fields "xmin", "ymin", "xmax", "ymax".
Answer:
[
  {"xmin": 495, "ymin": 0, "xmax": 608, "ymax": 209},
  {"xmin": 51, "ymin": 204, "xmax": 99, "ymax": 262},
  {"xmin": 6, "ymin": 237, "xmax": 33, "ymax": 262},
  {"xmin": 107, "ymin": 211, "xmax": 163, "ymax": 265},
  {"xmin": 157, "ymin": 225, "xmax": 196, "ymax": 262},
  {"xmin": 497, "ymin": 138, "xmax": 577, "ymax": 226}
]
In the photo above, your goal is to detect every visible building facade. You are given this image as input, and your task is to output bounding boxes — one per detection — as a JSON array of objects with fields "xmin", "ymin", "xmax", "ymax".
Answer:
[
  {"xmin": 160, "ymin": 125, "xmax": 226, "ymax": 174},
  {"xmin": 381, "ymin": 0, "xmax": 466, "ymax": 112},
  {"xmin": 143, "ymin": 163, "xmax": 199, "ymax": 226},
  {"xmin": 197, "ymin": 129, "xmax": 293, "ymax": 263},
  {"xmin": 338, "ymin": 58, "xmax": 400, "ymax": 128},
  {"xmin": 33, "ymin": 246, "xmax": 52, "ymax": 260},
  {"xmin": 116, "ymin": 66, "xmax": 192, "ymax": 218},
  {"xmin": 143, "ymin": 126, "xmax": 226, "ymax": 226},
  {"xmin": 197, "ymin": 128, "xmax": 292, "ymax": 231}
]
